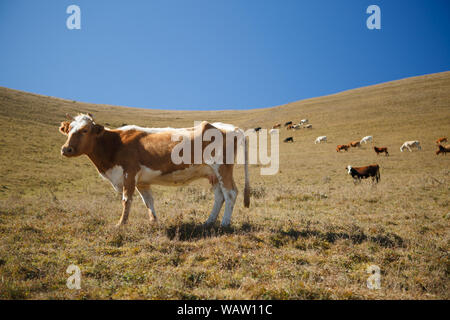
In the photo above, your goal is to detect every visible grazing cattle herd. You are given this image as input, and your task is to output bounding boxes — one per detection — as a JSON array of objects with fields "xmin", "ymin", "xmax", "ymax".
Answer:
[{"xmin": 265, "ymin": 119, "xmax": 446, "ymax": 185}]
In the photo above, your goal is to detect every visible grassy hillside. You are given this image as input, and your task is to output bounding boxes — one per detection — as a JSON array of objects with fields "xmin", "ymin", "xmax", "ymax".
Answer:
[{"xmin": 0, "ymin": 72, "xmax": 448, "ymax": 299}]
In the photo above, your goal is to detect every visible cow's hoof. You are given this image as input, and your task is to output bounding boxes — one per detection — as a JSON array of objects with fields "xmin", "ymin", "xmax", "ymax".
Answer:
[
  {"xmin": 203, "ymin": 222, "xmax": 214, "ymax": 229},
  {"xmin": 115, "ymin": 222, "xmax": 126, "ymax": 228}
]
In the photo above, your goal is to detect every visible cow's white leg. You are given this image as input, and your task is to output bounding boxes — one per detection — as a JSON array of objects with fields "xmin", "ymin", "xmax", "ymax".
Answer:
[
  {"xmin": 408, "ymin": 146, "xmax": 412, "ymax": 152},
  {"xmin": 137, "ymin": 186, "xmax": 157, "ymax": 222},
  {"xmin": 221, "ymin": 187, "xmax": 237, "ymax": 227},
  {"xmin": 204, "ymin": 184, "xmax": 224, "ymax": 226},
  {"xmin": 209, "ymin": 164, "xmax": 237, "ymax": 227}
]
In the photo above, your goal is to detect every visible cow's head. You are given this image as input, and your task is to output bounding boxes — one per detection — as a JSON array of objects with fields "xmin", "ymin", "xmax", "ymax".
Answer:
[
  {"xmin": 59, "ymin": 113, "xmax": 104, "ymax": 157},
  {"xmin": 346, "ymin": 165, "xmax": 352, "ymax": 174}
]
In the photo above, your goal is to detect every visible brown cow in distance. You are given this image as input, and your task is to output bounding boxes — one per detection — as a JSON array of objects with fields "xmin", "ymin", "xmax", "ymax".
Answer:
[
  {"xmin": 272, "ymin": 123, "xmax": 281, "ymax": 129},
  {"xmin": 374, "ymin": 146, "xmax": 389, "ymax": 156},
  {"xmin": 336, "ymin": 144, "xmax": 349, "ymax": 152},
  {"xmin": 346, "ymin": 164, "xmax": 380, "ymax": 183},
  {"xmin": 436, "ymin": 137, "xmax": 448, "ymax": 144},
  {"xmin": 349, "ymin": 141, "xmax": 361, "ymax": 148},
  {"xmin": 436, "ymin": 144, "xmax": 450, "ymax": 155}
]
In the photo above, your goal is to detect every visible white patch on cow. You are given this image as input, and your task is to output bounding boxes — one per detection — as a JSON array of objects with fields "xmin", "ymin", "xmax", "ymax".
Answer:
[
  {"xmin": 100, "ymin": 165, "xmax": 124, "ymax": 192},
  {"xmin": 136, "ymin": 165, "xmax": 163, "ymax": 185},
  {"xmin": 69, "ymin": 114, "xmax": 93, "ymax": 134},
  {"xmin": 118, "ymin": 125, "xmax": 177, "ymax": 134},
  {"xmin": 347, "ymin": 165, "xmax": 352, "ymax": 174}
]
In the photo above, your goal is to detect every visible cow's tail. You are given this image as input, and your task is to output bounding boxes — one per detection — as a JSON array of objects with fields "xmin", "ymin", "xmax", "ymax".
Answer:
[{"xmin": 243, "ymin": 135, "xmax": 250, "ymax": 208}]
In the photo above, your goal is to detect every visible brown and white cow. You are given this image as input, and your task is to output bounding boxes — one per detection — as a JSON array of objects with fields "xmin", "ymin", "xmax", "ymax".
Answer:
[
  {"xmin": 346, "ymin": 164, "xmax": 380, "ymax": 183},
  {"xmin": 272, "ymin": 123, "xmax": 281, "ymax": 129},
  {"xmin": 374, "ymin": 146, "xmax": 389, "ymax": 156},
  {"xmin": 59, "ymin": 114, "xmax": 250, "ymax": 227},
  {"xmin": 336, "ymin": 144, "xmax": 349, "ymax": 152},
  {"xmin": 436, "ymin": 137, "xmax": 448, "ymax": 145},
  {"xmin": 436, "ymin": 144, "xmax": 450, "ymax": 155},
  {"xmin": 349, "ymin": 140, "xmax": 361, "ymax": 148}
]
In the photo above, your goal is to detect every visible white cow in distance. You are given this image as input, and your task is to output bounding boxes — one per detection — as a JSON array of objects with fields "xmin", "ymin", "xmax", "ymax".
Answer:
[
  {"xmin": 360, "ymin": 136, "xmax": 373, "ymax": 144},
  {"xmin": 300, "ymin": 119, "xmax": 308, "ymax": 125},
  {"xmin": 315, "ymin": 136, "xmax": 327, "ymax": 144},
  {"xmin": 400, "ymin": 140, "xmax": 422, "ymax": 152}
]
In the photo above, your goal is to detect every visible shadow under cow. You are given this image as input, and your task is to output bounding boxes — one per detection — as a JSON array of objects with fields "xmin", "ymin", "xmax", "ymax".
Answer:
[{"xmin": 165, "ymin": 221, "xmax": 255, "ymax": 241}]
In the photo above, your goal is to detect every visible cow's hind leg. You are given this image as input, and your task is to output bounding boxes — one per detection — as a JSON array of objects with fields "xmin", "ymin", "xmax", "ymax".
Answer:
[
  {"xmin": 214, "ymin": 165, "xmax": 238, "ymax": 227},
  {"xmin": 204, "ymin": 183, "xmax": 225, "ymax": 226},
  {"xmin": 137, "ymin": 186, "xmax": 157, "ymax": 223}
]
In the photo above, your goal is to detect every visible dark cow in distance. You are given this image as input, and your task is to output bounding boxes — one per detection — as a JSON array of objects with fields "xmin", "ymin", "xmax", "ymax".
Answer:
[
  {"xmin": 336, "ymin": 144, "xmax": 349, "ymax": 152},
  {"xmin": 284, "ymin": 121, "xmax": 293, "ymax": 127},
  {"xmin": 346, "ymin": 164, "xmax": 380, "ymax": 183},
  {"xmin": 254, "ymin": 127, "xmax": 262, "ymax": 132},
  {"xmin": 436, "ymin": 144, "xmax": 450, "ymax": 155},
  {"xmin": 374, "ymin": 146, "xmax": 389, "ymax": 156},
  {"xmin": 284, "ymin": 137, "xmax": 294, "ymax": 143}
]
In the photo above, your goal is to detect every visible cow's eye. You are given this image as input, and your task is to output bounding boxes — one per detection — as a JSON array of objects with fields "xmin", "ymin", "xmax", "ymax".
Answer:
[{"xmin": 82, "ymin": 129, "xmax": 88, "ymax": 133}]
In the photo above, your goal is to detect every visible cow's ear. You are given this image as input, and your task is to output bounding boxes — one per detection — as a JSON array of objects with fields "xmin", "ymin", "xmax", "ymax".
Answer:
[
  {"xmin": 92, "ymin": 124, "xmax": 104, "ymax": 135},
  {"xmin": 59, "ymin": 121, "xmax": 70, "ymax": 135}
]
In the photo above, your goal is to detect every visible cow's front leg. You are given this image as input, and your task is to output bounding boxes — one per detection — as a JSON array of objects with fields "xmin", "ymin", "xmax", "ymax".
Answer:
[{"xmin": 116, "ymin": 171, "xmax": 136, "ymax": 227}]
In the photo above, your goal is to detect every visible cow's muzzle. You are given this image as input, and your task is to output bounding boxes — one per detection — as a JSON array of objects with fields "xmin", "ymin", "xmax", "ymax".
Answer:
[{"xmin": 61, "ymin": 146, "xmax": 75, "ymax": 157}]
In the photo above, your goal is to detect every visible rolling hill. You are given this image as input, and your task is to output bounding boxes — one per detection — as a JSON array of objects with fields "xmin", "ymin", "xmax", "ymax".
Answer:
[{"xmin": 0, "ymin": 71, "xmax": 448, "ymax": 299}]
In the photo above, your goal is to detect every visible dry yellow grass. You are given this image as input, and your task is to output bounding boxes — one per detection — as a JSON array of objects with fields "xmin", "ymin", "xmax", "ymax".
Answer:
[{"xmin": 0, "ymin": 71, "xmax": 449, "ymax": 299}]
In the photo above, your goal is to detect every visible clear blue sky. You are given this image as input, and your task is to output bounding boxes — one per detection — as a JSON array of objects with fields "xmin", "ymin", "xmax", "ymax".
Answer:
[{"xmin": 0, "ymin": 0, "xmax": 449, "ymax": 110}]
